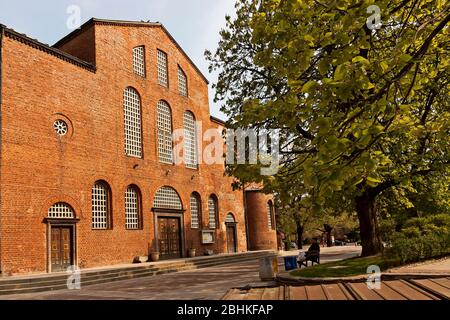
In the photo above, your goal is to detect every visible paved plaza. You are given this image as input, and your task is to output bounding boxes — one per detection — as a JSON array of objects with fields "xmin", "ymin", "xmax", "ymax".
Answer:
[{"xmin": 1, "ymin": 247, "xmax": 361, "ymax": 300}]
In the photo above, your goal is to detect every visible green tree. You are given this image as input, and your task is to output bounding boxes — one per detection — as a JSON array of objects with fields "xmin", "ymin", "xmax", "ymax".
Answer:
[{"xmin": 207, "ymin": 0, "xmax": 449, "ymax": 256}]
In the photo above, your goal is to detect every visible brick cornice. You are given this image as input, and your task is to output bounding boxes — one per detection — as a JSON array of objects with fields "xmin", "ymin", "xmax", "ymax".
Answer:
[{"xmin": 2, "ymin": 26, "xmax": 96, "ymax": 72}]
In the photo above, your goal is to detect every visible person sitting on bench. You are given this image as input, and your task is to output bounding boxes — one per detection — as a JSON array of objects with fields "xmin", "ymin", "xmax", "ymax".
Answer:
[{"xmin": 297, "ymin": 238, "xmax": 321, "ymax": 268}]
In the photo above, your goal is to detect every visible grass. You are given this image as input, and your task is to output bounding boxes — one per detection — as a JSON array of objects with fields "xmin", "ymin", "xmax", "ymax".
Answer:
[{"xmin": 289, "ymin": 255, "xmax": 400, "ymax": 278}]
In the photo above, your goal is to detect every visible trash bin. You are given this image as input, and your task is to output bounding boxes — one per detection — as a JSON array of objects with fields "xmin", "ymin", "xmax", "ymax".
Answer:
[{"xmin": 284, "ymin": 255, "xmax": 298, "ymax": 271}]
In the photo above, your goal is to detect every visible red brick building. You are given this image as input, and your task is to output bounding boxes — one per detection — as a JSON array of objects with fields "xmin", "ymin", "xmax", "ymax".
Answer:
[{"xmin": 0, "ymin": 19, "xmax": 277, "ymax": 275}]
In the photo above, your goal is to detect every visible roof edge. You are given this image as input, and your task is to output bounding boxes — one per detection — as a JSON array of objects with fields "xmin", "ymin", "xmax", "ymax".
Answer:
[
  {"xmin": 210, "ymin": 115, "xmax": 226, "ymax": 125},
  {"xmin": 53, "ymin": 18, "xmax": 210, "ymax": 85},
  {"xmin": 2, "ymin": 25, "xmax": 96, "ymax": 72}
]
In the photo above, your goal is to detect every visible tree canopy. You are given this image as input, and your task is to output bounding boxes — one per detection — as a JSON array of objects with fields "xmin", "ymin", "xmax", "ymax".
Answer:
[{"xmin": 207, "ymin": 0, "xmax": 449, "ymax": 256}]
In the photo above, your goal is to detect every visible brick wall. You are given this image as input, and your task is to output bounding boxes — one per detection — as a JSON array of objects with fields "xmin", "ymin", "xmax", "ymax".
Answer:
[
  {"xmin": 0, "ymin": 22, "xmax": 252, "ymax": 275},
  {"xmin": 246, "ymin": 191, "xmax": 277, "ymax": 250}
]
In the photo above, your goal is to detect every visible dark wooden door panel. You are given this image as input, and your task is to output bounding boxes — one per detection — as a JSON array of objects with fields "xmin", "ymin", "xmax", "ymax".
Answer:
[
  {"xmin": 158, "ymin": 217, "xmax": 181, "ymax": 259},
  {"xmin": 51, "ymin": 227, "xmax": 73, "ymax": 272},
  {"xmin": 227, "ymin": 225, "xmax": 237, "ymax": 253}
]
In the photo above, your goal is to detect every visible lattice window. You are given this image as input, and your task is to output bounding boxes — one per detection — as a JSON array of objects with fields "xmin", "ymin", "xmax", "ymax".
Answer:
[
  {"xmin": 178, "ymin": 66, "xmax": 187, "ymax": 96},
  {"xmin": 225, "ymin": 213, "xmax": 235, "ymax": 223},
  {"xmin": 267, "ymin": 201, "xmax": 274, "ymax": 230},
  {"xmin": 124, "ymin": 87, "xmax": 142, "ymax": 158},
  {"xmin": 125, "ymin": 186, "xmax": 140, "ymax": 230},
  {"xmin": 157, "ymin": 101, "xmax": 173, "ymax": 163},
  {"xmin": 133, "ymin": 46, "xmax": 146, "ymax": 77},
  {"xmin": 190, "ymin": 194, "xmax": 200, "ymax": 229},
  {"xmin": 184, "ymin": 111, "xmax": 198, "ymax": 169},
  {"xmin": 92, "ymin": 182, "xmax": 110, "ymax": 229},
  {"xmin": 154, "ymin": 187, "xmax": 182, "ymax": 210},
  {"xmin": 208, "ymin": 196, "xmax": 218, "ymax": 229},
  {"xmin": 157, "ymin": 49, "xmax": 168, "ymax": 87},
  {"xmin": 48, "ymin": 203, "xmax": 74, "ymax": 219}
]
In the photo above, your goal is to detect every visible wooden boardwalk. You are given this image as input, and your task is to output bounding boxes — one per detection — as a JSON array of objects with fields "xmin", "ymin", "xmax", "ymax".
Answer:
[{"xmin": 222, "ymin": 277, "xmax": 450, "ymax": 300}]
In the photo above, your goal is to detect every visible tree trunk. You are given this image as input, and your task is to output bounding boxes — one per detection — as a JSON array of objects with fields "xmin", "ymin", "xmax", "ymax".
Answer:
[
  {"xmin": 355, "ymin": 191, "xmax": 383, "ymax": 256},
  {"xmin": 296, "ymin": 224, "xmax": 304, "ymax": 249}
]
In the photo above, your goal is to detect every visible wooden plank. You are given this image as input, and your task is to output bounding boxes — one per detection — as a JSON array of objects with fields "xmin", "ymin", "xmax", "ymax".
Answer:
[
  {"xmin": 338, "ymin": 283, "xmax": 357, "ymax": 300},
  {"xmin": 410, "ymin": 279, "xmax": 450, "ymax": 299},
  {"xmin": 278, "ymin": 285, "xmax": 285, "ymax": 300},
  {"xmin": 289, "ymin": 286, "xmax": 308, "ymax": 300},
  {"xmin": 388, "ymin": 280, "xmax": 438, "ymax": 300},
  {"xmin": 346, "ymin": 282, "xmax": 384, "ymax": 300},
  {"xmin": 305, "ymin": 284, "xmax": 327, "ymax": 300},
  {"xmin": 429, "ymin": 278, "xmax": 450, "ymax": 290},
  {"xmin": 222, "ymin": 288, "xmax": 246, "ymax": 300},
  {"xmin": 261, "ymin": 287, "xmax": 279, "ymax": 300},
  {"xmin": 244, "ymin": 288, "xmax": 264, "ymax": 300},
  {"xmin": 374, "ymin": 281, "xmax": 408, "ymax": 300},
  {"xmin": 321, "ymin": 283, "xmax": 353, "ymax": 300}
]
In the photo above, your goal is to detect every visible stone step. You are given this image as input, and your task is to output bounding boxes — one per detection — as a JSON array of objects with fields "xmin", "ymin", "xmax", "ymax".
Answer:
[
  {"xmin": 0, "ymin": 251, "xmax": 270, "ymax": 286},
  {"xmin": 0, "ymin": 251, "xmax": 276, "ymax": 295}
]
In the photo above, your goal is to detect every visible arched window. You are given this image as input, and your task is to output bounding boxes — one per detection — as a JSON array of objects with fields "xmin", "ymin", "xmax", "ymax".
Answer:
[
  {"xmin": 184, "ymin": 111, "xmax": 198, "ymax": 169},
  {"xmin": 267, "ymin": 200, "xmax": 274, "ymax": 230},
  {"xmin": 125, "ymin": 185, "xmax": 141, "ymax": 230},
  {"xmin": 153, "ymin": 186, "xmax": 182, "ymax": 210},
  {"xmin": 157, "ymin": 100, "xmax": 173, "ymax": 164},
  {"xmin": 48, "ymin": 203, "xmax": 74, "ymax": 219},
  {"xmin": 208, "ymin": 195, "xmax": 218, "ymax": 229},
  {"xmin": 133, "ymin": 46, "xmax": 146, "ymax": 77},
  {"xmin": 178, "ymin": 66, "xmax": 187, "ymax": 96},
  {"xmin": 225, "ymin": 213, "xmax": 235, "ymax": 223},
  {"xmin": 190, "ymin": 193, "xmax": 201, "ymax": 229},
  {"xmin": 124, "ymin": 87, "xmax": 142, "ymax": 158},
  {"xmin": 92, "ymin": 181, "xmax": 111, "ymax": 229},
  {"xmin": 157, "ymin": 49, "xmax": 168, "ymax": 87}
]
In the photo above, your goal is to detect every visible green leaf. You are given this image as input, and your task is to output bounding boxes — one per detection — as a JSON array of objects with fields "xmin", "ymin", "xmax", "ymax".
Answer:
[
  {"xmin": 380, "ymin": 61, "xmax": 389, "ymax": 73},
  {"xmin": 352, "ymin": 56, "xmax": 370, "ymax": 66},
  {"xmin": 334, "ymin": 64, "xmax": 346, "ymax": 81},
  {"xmin": 301, "ymin": 80, "xmax": 316, "ymax": 93}
]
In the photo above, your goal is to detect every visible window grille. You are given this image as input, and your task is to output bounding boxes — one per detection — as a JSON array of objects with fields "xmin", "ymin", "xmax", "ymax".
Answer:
[
  {"xmin": 190, "ymin": 194, "xmax": 200, "ymax": 229},
  {"xmin": 184, "ymin": 111, "xmax": 197, "ymax": 169},
  {"xmin": 92, "ymin": 182, "xmax": 110, "ymax": 229},
  {"xmin": 125, "ymin": 186, "xmax": 140, "ymax": 229},
  {"xmin": 48, "ymin": 203, "xmax": 74, "ymax": 219},
  {"xmin": 225, "ymin": 214, "xmax": 235, "ymax": 223},
  {"xmin": 157, "ymin": 50, "xmax": 168, "ymax": 87},
  {"xmin": 157, "ymin": 101, "xmax": 173, "ymax": 163},
  {"xmin": 124, "ymin": 87, "xmax": 142, "ymax": 158},
  {"xmin": 267, "ymin": 201, "xmax": 274, "ymax": 230},
  {"xmin": 178, "ymin": 66, "xmax": 187, "ymax": 96},
  {"xmin": 153, "ymin": 187, "xmax": 182, "ymax": 210},
  {"xmin": 208, "ymin": 197, "xmax": 218, "ymax": 229},
  {"xmin": 133, "ymin": 46, "xmax": 146, "ymax": 77}
]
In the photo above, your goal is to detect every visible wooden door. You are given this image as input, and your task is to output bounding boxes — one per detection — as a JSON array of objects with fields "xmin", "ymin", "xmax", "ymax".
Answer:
[
  {"xmin": 226, "ymin": 225, "xmax": 237, "ymax": 253},
  {"xmin": 51, "ymin": 227, "xmax": 73, "ymax": 272},
  {"xmin": 158, "ymin": 217, "xmax": 181, "ymax": 259}
]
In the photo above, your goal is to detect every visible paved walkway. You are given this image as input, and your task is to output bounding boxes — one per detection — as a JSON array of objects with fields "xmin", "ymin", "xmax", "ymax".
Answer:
[
  {"xmin": 0, "ymin": 247, "xmax": 361, "ymax": 300},
  {"xmin": 387, "ymin": 256, "xmax": 450, "ymax": 274}
]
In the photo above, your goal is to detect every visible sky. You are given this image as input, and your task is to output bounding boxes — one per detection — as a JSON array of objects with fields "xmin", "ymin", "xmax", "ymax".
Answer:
[{"xmin": 0, "ymin": 0, "xmax": 236, "ymax": 119}]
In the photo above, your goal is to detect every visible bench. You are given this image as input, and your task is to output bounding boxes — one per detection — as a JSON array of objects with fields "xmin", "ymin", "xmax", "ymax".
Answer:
[{"xmin": 297, "ymin": 250, "xmax": 320, "ymax": 268}]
